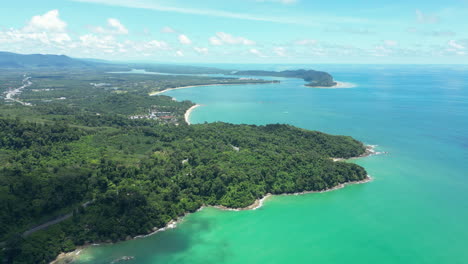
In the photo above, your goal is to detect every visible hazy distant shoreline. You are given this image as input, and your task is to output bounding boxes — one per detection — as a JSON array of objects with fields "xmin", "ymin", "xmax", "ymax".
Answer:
[{"xmin": 306, "ymin": 81, "xmax": 357, "ymax": 89}]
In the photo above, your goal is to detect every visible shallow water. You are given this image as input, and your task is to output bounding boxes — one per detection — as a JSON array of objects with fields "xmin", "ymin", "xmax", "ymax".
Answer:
[{"xmin": 75, "ymin": 65, "xmax": 468, "ymax": 264}]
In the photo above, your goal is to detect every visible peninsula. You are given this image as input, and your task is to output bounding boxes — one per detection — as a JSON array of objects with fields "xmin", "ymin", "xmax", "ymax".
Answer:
[
  {"xmin": 0, "ymin": 52, "xmax": 365, "ymax": 264},
  {"xmin": 231, "ymin": 69, "xmax": 337, "ymax": 87}
]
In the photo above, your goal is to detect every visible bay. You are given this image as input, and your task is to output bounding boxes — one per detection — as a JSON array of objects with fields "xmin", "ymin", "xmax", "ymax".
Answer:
[{"xmin": 75, "ymin": 64, "xmax": 468, "ymax": 264}]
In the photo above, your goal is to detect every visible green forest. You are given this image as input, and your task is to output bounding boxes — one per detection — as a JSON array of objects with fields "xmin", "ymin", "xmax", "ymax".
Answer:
[{"xmin": 0, "ymin": 69, "xmax": 367, "ymax": 263}]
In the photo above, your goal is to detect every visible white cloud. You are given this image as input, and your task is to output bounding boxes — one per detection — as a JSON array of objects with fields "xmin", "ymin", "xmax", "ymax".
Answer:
[
  {"xmin": 23, "ymin": 10, "xmax": 67, "ymax": 32},
  {"xmin": 249, "ymin": 48, "xmax": 266, "ymax": 57},
  {"xmin": 209, "ymin": 37, "xmax": 223, "ymax": 46},
  {"xmin": 161, "ymin": 26, "xmax": 176, "ymax": 33},
  {"xmin": 416, "ymin": 9, "xmax": 439, "ymax": 24},
  {"xmin": 0, "ymin": 10, "xmax": 71, "ymax": 46},
  {"xmin": 178, "ymin": 34, "xmax": 192, "ymax": 45},
  {"xmin": 295, "ymin": 39, "xmax": 317, "ymax": 45},
  {"xmin": 91, "ymin": 18, "xmax": 128, "ymax": 35},
  {"xmin": 448, "ymin": 40, "xmax": 465, "ymax": 50},
  {"xmin": 209, "ymin": 32, "xmax": 255, "ymax": 46},
  {"xmin": 175, "ymin": 50, "xmax": 184, "ymax": 56},
  {"xmin": 194, "ymin": 47, "xmax": 209, "ymax": 55},
  {"xmin": 273, "ymin": 47, "xmax": 287, "ymax": 57},
  {"xmin": 107, "ymin": 18, "xmax": 128, "ymax": 34},
  {"xmin": 80, "ymin": 34, "xmax": 116, "ymax": 50},
  {"xmin": 146, "ymin": 40, "xmax": 170, "ymax": 50}
]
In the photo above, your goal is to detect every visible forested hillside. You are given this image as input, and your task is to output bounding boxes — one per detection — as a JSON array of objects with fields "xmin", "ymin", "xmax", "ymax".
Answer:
[
  {"xmin": 1, "ymin": 68, "xmax": 366, "ymax": 263},
  {"xmin": 0, "ymin": 116, "xmax": 366, "ymax": 263}
]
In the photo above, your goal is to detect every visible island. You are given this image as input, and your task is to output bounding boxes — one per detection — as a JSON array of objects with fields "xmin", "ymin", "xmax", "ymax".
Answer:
[
  {"xmin": 231, "ymin": 69, "xmax": 337, "ymax": 87},
  {"xmin": 0, "ymin": 52, "xmax": 366, "ymax": 264}
]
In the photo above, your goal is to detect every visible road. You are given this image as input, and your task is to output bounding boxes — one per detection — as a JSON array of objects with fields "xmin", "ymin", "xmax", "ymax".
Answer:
[{"xmin": 3, "ymin": 75, "xmax": 32, "ymax": 106}]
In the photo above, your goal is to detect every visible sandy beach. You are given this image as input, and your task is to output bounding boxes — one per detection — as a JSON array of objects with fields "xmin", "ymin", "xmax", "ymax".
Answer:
[
  {"xmin": 185, "ymin": 104, "xmax": 201, "ymax": 125},
  {"xmin": 149, "ymin": 82, "xmax": 274, "ymax": 96}
]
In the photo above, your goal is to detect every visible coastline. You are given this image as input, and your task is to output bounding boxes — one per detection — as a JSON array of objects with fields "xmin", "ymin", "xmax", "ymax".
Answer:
[
  {"xmin": 332, "ymin": 144, "xmax": 386, "ymax": 162},
  {"xmin": 184, "ymin": 104, "xmax": 201, "ymax": 125},
  {"xmin": 51, "ymin": 78, "xmax": 373, "ymax": 264},
  {"xmin": 306, "ymin": 81, "xmax": 357, "ymax": 89},
  {"xmin": 51, "ymin": 171, "xmax": 374, "ymax": 264},
  {"xmin": 149, "ymin": 82, "xmax": 275, "ymax": 96}
]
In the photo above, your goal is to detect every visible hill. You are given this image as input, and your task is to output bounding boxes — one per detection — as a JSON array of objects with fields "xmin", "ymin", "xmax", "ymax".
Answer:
[
  {"xmin": 232, "ymin": 69, "xmax": 337, "ymax": 87},
  {"xmin": 0, "ymin": 51, "xmax": 97, "ymax": 68}
]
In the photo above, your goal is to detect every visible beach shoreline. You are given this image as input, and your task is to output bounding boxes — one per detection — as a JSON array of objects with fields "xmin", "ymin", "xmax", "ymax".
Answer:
[
  {"xmin": 51, "ymin": 174, "xmax": 373, "ymax": 263},
  {"xmin": 149, "ymin": 82, "xmax": 276, "ymax": 96},
  {"xmin": 184, "ymin": 104, "xmax": 201, "ymax": 125}
]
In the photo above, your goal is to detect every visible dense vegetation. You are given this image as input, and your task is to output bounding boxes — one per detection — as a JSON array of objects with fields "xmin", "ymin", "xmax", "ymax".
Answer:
[
  {"xmin": 0, "ymin": 117, "xmax": 366, "ymax": 263},
  {"xmin": 0, "ymin": 67, "xmax": 365, "ymax": 263},
  {"xmin": 233, "ymin": 69, "xmax": 337, "ymax": 87}
]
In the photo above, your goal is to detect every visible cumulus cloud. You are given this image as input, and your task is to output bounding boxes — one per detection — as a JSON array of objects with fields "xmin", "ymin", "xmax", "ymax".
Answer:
[
  {"xmin": 209, "ymin": 32, "xmax": 255, "ymax": 46},
  {"xmin": 448, "ymin": 40, "xmax": 465, "ymax": 50},
  {"xmin": 0, "ymin": 10, "xmax": 71, "ymax": 46},
  {"xmin": 249, "ymin": 48, "xmax": 266, "ymax": 57},
  {"xmin": 209, "ymin": 37, "xmax": 223, "ymax": 46},
  {"xmin": 194, "ymin": 47, "xmax": 209, "ymax": 55},
  {"xmin": 78, "ymin": 34, "xmax": 172, "ymax": 56},
  {"xmin": 80, "ymin": 34, "xmax": 116, "ymax": 50},
  {"xmin": 23, "ymin": 10, "xmax": 67, "ymax": 32},
  {"xmin": 175, "ymin": 50, "xmax": 184, "ymax": 56},
  {"xmin": 178, "ymin": 34, "xmax": 192, "ymax": 45},
  {"xmin": 107, "ymin": 18, "xmax": 128, "ymax": 34},
  {"xmin": 146, "ymin": 40, "xmax": 170, "ymax": 50},
  {"xmin": 273, "ymin": 47, "xmax": 287, "ymax": 57},
  {"xmin": 445, "ymin": 40, "xmax": 466, "ymax": 56},
  {"xmin": 92, "ymin": 18, "xmax": 128, "ymax": 35}
]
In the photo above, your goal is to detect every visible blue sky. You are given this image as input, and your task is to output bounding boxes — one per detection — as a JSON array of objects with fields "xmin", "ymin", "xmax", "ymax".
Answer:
[{"xmin": 0, "ymin": 0, "xmax": 467, "ymax": 63}]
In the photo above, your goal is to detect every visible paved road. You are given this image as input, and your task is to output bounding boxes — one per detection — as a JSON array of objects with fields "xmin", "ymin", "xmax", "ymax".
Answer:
[{"xmin": 21, "ymin": 200, "xmax": 94, "ymax": 238}]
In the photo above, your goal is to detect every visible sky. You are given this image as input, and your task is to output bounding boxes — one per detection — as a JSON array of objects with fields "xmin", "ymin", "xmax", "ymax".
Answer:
[{"xmin": 0, "ymin": 0, "xmax": 467, "ymax": 64}]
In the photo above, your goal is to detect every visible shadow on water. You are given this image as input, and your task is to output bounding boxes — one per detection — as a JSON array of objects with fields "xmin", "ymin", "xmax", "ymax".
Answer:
[{"xmin": 76, "ymin": 209, "xmax": 226, "ymax": 264}]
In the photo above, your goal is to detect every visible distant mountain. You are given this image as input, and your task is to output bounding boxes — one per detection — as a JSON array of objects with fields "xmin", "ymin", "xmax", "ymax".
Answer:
[
  {"xmin": 232, "ymin": 69, "xmax": 337, "ymax": 87},
  {"xmin": 0, "ymin": 51, "xmax": 98, "ymax": 68}
]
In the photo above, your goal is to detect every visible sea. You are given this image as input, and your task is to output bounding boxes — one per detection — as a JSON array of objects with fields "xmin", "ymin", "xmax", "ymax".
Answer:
[{"xmin": 73, "ymin": 64, "xmax": 468, "ymax": 264}]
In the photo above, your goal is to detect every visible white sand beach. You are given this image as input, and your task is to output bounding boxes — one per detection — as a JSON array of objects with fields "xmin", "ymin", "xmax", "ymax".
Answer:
[{"xmin": 185, "ymin": 104, "xmax": 201, "ymax": 125}]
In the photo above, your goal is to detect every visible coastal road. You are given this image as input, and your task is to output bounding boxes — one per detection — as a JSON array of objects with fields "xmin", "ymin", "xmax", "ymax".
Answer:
[{"xmin": 21, "ymin": 200, "xmax": 94, "ymax": 238}]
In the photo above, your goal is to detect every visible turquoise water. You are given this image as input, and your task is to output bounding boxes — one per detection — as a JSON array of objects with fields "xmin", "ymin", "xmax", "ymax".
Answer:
[{"xmin": 75, "ymin": 65, "xmax": 468, "ymax": 264}]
